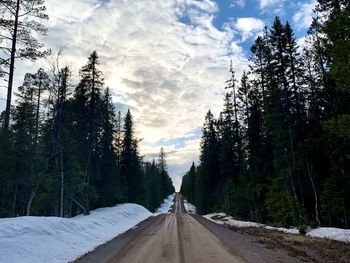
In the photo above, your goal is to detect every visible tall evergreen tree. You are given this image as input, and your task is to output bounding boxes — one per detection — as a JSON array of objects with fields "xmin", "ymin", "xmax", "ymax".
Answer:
[
  {"xmin": 314, "ymin": 0, "xmax": 350, "ymax": 227},
  {"xmin": 219, "ymin": 93, "xmax": 237, "ymax": 212},
  {"xmin": 0, "ymin": 0, "xmax": 49, "ymax": 129},
  {"xmin": 120, "ymin": 109, "xmax": 144, "ymax": 204},
  {"xmin": 96, "ymin": 88, "xmax": 124, "ymax": 207},
  {"xmin": 158, "ymin": 147, "xmax": 174, "ymax": 198},
  {"xmin": 181, "ymin": 14, "xmax": 350, "ymax": 228},
  {"xmin": 71, "ymin": 51, "xmax": 104, "ymax": 214},
  {"xmin": 196, "ymin": 111, "xmax": 220, "ymax": 213}
]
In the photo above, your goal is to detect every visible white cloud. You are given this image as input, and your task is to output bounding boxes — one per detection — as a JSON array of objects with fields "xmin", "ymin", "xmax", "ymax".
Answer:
[
  {"xmin": 292, "ymin": 0, "xmax": 317, "ymax": 30},
  {"xmin": 259, "ymin": 0, "xmax": 286, "ymax": 14},
  {"xmin": 230, "ymin": 0, "xmax": 246, "ymax": 8},
  {"xmin": 2, "ymin": 0, "xmax": 249, "ymax": 188},
  {"xmin": 234, "ymin": 17, "xmax": 265, "ymax": 41},
  {"xmin": 260, "ymin": 0, "xmax": 279, "ymax": 9}
]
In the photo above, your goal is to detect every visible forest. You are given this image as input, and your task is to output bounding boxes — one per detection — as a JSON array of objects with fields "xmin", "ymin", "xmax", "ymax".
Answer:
[
  {"xmin": 0, "ymin": 1, "xmax": 174, "ymax": 217},
  {"xmin": 181, "ymin": 1, "xmax": 350, "ymax": 229},
  {"xmin": 0, "ymin": 50, "xmax": 174, "ymax": 217}
]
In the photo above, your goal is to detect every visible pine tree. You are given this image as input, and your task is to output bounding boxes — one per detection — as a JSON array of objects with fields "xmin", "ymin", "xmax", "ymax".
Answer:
[
  {"xmin": 249, "ymin": 29, "xmax": 271, "ymax": 104},
  {"xmin": 71, "ymin": 51, "xmax": 104, "ymax": 214},
  {"xmin": 315, "ymin": 0, "xmax": 350, "ymax": 227},
  {"xmin": 120, "ymin": 109, "xmax": 144, "ymax": 204},
  {"xmin": 97, "ymin": 88, "xmax": 124, "ymax": 207},
  {"xmin": 144, "ymin": 160, "xmax": 162, "ymax": 212},
  {"xmin": 219, "ymin": 93, "xmax": 237, "ymax": 212},
  {"xmin": 1, "ymin": 0, "xmax": 49, "ymax": 129},
  {"xmin": 196, "ymin": 111, "xmax": 220, "ymax": 213},
  {"xmin": 158, "ymin": 147, "xmax": 173, "ymax": 198},
  {"xmin": 11, "ymin": 72, "xmax": 46, "ymax": 216},
  {"xmin": 186, "ymin": 162, "xmax": 196, "ymax": 203}
]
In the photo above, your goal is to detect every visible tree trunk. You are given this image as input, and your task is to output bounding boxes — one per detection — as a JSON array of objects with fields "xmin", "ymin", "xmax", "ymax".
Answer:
[
  {"xmin": 306, "ymin": 162, "xmax": 320, "ymax": 225},
  {"xmin": 341, "ymin": 169, "xmax": 348, "ymax": 228},
  {"xmin": 72, "ymin": 197, "xmax": 87, "ymax": 216},
  {"xmin": 35, "ymin": 74, "xmax": 43, "ymax": 145},
  {"xmin": 225, "ymin": 182, "xmax": 230, "ymax": 212},
  {"xmin": 286, "ymin": 151, "xmax": 301, "ymax": 222},
  {"xmin": 26, "ymin": 150, "xmax": 60, "ymax": 215},
  {"xmin": 26, "ymin": 185, "xmax": 38, "ymax": 216},
  {"xmin": 59, "ymin": 150, "xmax": 64, "ymax": 217},
  {"xmin": 232, "ymin": 81, "xmax": 244, "ymax": 177},
  {"xmin": 12, "ymin": 183, "xmax": 17, "ymax": 216},
  {"xmin": 4, "ymin": 0, "xmax": 20, "ymax": 129}
]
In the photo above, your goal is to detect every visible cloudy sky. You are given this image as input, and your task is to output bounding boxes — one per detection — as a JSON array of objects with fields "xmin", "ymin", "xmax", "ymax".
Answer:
[{"xmin": 0, "ymin": 0, "xmax": 317, "ymax": 190}]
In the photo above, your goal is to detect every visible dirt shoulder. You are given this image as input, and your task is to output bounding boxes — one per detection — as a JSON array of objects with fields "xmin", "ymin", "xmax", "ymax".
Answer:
[{"xmin": 193, "ymin": 214, "xmax": 350, "ymax": 263}]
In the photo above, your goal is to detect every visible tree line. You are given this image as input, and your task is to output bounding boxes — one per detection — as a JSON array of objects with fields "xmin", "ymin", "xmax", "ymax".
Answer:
[
  {"xmin": 181, "ymin": 0, "xmax": 349, "ymax": 229},
  {"xmin": 0, "ymin": 0, "xmax": 174, "ymax": 217},
  {"xmin": 0, "ymin": 50, "xmax": 174, "ymax": 217}
]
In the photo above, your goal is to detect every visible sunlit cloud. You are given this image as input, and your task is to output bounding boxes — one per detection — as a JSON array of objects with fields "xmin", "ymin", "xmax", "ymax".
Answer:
[
  {"xmin": 22, "ymin": 0, "xmax": 246, "ymax": 190},
  {"xmin": 259, "ymin": 0, "xmax": 286, "ymax": 14},
  {"xmin": 234, "ymin": 17, "xmax": 265, "ymax": 42},
  {"xmin": 0, "ymin": 0, "xmax": 316, "ymax": 190}
]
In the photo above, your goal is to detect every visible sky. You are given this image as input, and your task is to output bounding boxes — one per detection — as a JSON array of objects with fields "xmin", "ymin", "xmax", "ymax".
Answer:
[{"xmin": 0, "ymin": 0, "xmax": 317, "ymax": 190}]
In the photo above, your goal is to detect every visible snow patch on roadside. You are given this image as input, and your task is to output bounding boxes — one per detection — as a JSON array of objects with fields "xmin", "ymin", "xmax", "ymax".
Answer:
[
  {"xmin": 155, "ymin": 193, "xmax": 176, "ymax": 214},
  {"xmin": 204, "ymin": 213, "xmax": 350, "ymax": 243},
  {"xmin": 307, "ymin": 227, "xmax": 350, "ymax": 243},
  {"xmin": 184, "ymin": 199, "xmax": 196, "ymax": 213},
  {"xmin": 0, "ymin": 204, "xmax": 152, "ymax": 263},
  {"xmin": 204, "ymin": 213, "xmax": 299, "ymax": 234}
]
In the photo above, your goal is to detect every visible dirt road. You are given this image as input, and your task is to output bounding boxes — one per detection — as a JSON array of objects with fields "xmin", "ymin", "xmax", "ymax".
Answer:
[{"xmin": 75, "ymin": 194, "xmax": 350, "ymax": 263}]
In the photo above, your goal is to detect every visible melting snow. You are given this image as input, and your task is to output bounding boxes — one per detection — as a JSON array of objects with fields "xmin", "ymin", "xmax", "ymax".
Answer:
[
  {"xmin": 155, "ymin": 193, "xmax": 175, "ymax": 214},
  {"xmin": 204, "ymin": 212, "xmax": 299, "ymax": 232},
  {"xmin": 307, "ymin": 227, "xmax": 350, "ymax": 243},
  {"xmin": 204, "ymin": 212, "xmax": 350, "ymax": 243},
  {"xmin": 0, "ymin": 204, "xmax": 152, "ymax": 263},
  {"xmin": 184, "ymin": 200, "xmax": 196, "ymax": 213}
]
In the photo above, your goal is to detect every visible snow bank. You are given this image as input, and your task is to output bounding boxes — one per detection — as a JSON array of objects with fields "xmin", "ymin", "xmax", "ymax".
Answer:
[
  {"xmin": 204, "ymin": 213, "xmax": 350, "ymax": 243},
  {"xmin": 204, "ymin": 213, "xmax": 299, "ymax": 234},
  {"xmin": 0, "ymin": 204, "xmax": 152, "ymax": 263},
  {"xmin": 307, "ymin": 227, "xmax": 350, "ymax": 243},
  {"xmin": 155, "ymin": 193, "xmax": 175, "ymax": 214},
  {"xmin": 184, "ymin": 200, "xmax": 196, "ymax": 213}
]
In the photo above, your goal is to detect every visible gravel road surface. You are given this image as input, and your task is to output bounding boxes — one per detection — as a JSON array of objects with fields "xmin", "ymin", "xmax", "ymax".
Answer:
[{"xmin": 75, "ymin": 194, "xmax": 349, "ymax": 263}]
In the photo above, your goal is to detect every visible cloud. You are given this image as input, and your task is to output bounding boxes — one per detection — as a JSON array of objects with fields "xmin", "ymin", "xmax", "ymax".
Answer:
[
  {"xmin": 1, "ymin": 0, "xmax": 249, "ymax": 189},
  {"xmin": 230, "ymin": 0, "xmax": 246, "ymax": 8},
  {"xmin": 259, "ymin": 0, "xmax": 286, "ymax": 14},
  {"xmin": 234, "ymin": 17, "xmax": 265, "ymax": 41},
  {"xmin": 292, "ymin": 0, "xmax": 317, "ymax": 30}
]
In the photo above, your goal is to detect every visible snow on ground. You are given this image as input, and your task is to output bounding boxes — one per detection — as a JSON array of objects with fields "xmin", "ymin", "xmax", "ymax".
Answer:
[
  {"xmin": 183, "ymin": 199, "xmax": 196, "ymax": 213},
  {"xmin": 307, "ymin": 227, "xmax": 350, "ymax": 243},
  {"xmin": 0, "ymin": 194, "xmax": 177, "ymax": 263},
  {"xmin": 155, "ymin": 193, "xmax": 176, "ymax": 214},
  {"xmin": 0, "ymin": 204, "xmax": 152, "ymax": 263},
  {"xmin": 204, "ymin": 213, "xmax": 350, "ymax": 243},
  {"xmin": 205, "ymin": 213, "xmax": 298, "ymax": 235}
]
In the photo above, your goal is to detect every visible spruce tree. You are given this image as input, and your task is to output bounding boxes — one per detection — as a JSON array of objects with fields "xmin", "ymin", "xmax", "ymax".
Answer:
[
  {"xmin": 196, "ymin": 111, "xmax": 220, "ymax": 213},
  {"xmin": 219, "ymin": 93, "xmax": 237, "ymax": 212},
  {"xmin": 71, "ymin": 51, "xmax": 104, "ymax": 214},
  {"xmin": 315, "ymin": 0, "xmax": 350, "ymax": 227},
  {"xmin": 96, "ymin": 88, "xmax": 124, "ymax": 207},
  {"xmin": 120, "ymin": 109, "xmax": 144, "ymax": 204}
]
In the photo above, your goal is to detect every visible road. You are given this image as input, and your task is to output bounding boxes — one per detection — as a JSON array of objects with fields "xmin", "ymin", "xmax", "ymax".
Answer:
[{"xmin": 75, "ymin": 194, "xmax": 350, "ymax": 263}]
